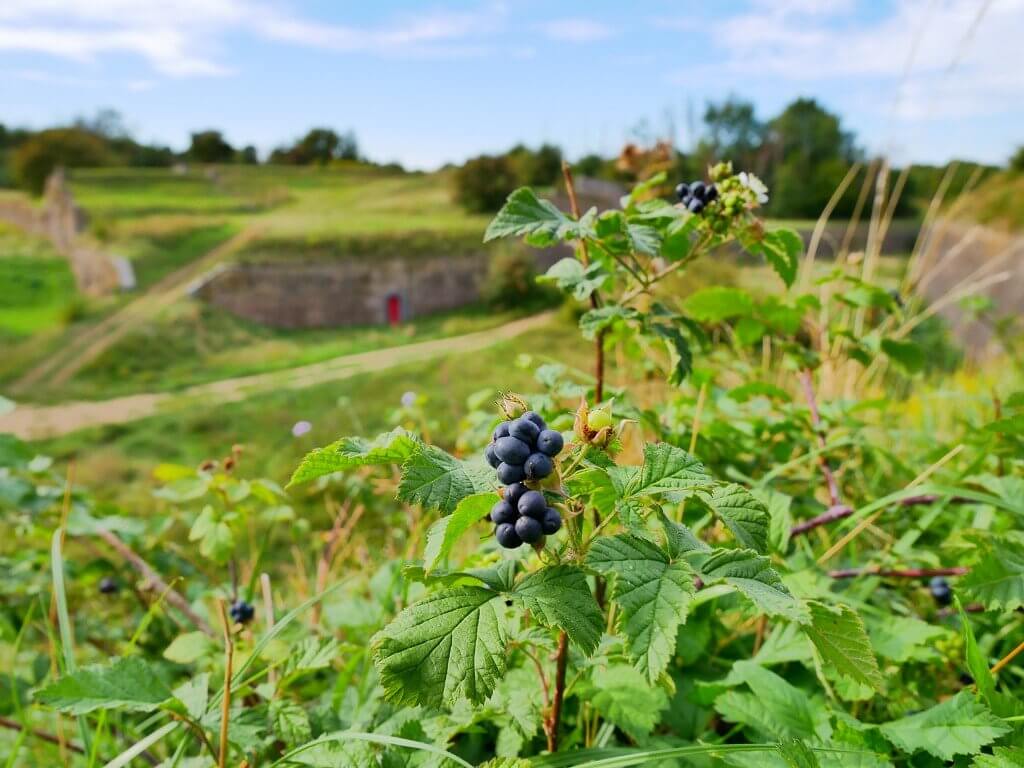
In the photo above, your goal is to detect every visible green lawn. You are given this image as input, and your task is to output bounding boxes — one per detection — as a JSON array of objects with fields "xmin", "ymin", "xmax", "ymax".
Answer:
[{"xmin": 0, "ymin": 223, "xmax": 78, "ymax": 337}]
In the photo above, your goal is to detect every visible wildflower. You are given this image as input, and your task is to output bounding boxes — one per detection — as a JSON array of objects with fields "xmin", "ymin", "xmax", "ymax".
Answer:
[
  {"xmin": 401, "ymin": 391, "xmax": 417, "ymax": 408},
  {"xmin": 291, "ymin": 420, "xmax": 312, "ymax": 437},
  {"xmin": 738, "ymin": 172, "xmax": 769, "ymax": 204}
]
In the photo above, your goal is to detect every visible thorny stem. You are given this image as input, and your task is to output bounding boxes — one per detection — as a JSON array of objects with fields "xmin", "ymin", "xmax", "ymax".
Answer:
[
  {"xmin": 789, "ymin": 504, "xmax": 853, "ymax": 538},
  {"xmin": 546, "ymin": 631, "xmax": 570, "ymax": 752},
  {"xmin": 829, "ymin": 566, "xmax": 969, "ymax": 580},
  {"xmin": 789, "ymin": 494, "xmax": 971, "ymax": 539},
  {"xmin": 96, "ymin": 528, "xmax": 215, "ymax": 637},
  {"xmin": 799, "ymin": 369, "xmax": 842, "ymax": 508}
]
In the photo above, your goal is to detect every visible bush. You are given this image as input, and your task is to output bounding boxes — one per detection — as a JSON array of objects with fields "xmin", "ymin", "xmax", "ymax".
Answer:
[
  {"xmin": 482, "ymin": 246, "xmax": 558, "ymax": 309},
  {"xmin": 10, "ymin": 129, "xmax": 112, "ymax": 196},
  {"xmin": 452, "ymin": 154, "xmax": 519, "ymax": 213}
]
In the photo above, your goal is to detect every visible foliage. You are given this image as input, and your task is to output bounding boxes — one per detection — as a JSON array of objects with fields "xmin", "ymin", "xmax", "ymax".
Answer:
[
  {"xmin": 2, "ymin": 162, "xmax": 1022, "ymax": 768},
  {"xmin": 453, "ymin": 154, "xmax": 521, "ymax": 213},
  {"xmin": 187, "ymin": 130, "xmax": 235, "ymax": 163},
  {"xmin": 10, "ymin": 128, "xmax": 113, "ymax": 195}
]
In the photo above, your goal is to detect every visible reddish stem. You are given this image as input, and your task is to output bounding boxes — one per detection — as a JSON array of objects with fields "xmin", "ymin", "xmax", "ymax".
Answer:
[
  {"xmin": 829, "ymin": 566, "xmax": 969, "ymax": 580},
  {"xmin": 789, "ymin": 504, "xmax": 854, "ymax": 538},
  {"xmin": 546, "ymin": 631, "xmax": 570, "ymax": 752}
]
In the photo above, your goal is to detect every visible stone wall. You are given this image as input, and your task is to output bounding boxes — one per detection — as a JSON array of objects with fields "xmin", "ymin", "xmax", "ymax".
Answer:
[
  {"xmin": 195, "ymin": 249, "xmax": 560, "ymax": 329},
  {"xmin": 0, "ymin": 170, "xmax": 119, "ymax": 296}
]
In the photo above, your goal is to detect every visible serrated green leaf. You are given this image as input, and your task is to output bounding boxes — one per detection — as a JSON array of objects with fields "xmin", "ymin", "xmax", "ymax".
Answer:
[
  {"xmin": 650, "ymin": 322, "xmax": 693, "ymax": 385},
  {"xmin": 283, "ymin": 637, "xmax": 340, "ymax": 677},
  {"xmin": 423, "ymin": 492, "xmax": 499, "ymax": 573},
  {"xmin": 958, "ymin": 599, "xmax": 998, "ymax": 705},
  {"xmin": 172, "ymin": 673, "xmax": 208, "ymax": 720},
  {"xmin": 961, "ymin": 540, "xmax": 1024, "ymax": 611},
  {"xmin": 579, "ymin": 306, "xmax": 639, "ymax": 340},
  {"xmin": 271, "ymin": 698, "xmax": 311, "ymax": 747},
  {"xmin": 804, "ymin": 602, "xmax": 883, "ymax": 692},
  {"xmin": 626, "ymin": 442, "xmax": 713, "ymax": 498},
  {"xmin": 512, "ymin": 565, "xmax": 603, "ymax": 655},
  {"xmin": 699, "ymin": 549, "xmax": 808, "ymax": 623},
  {"xmin": 972, "ymin": 746, "xmax": 1024, "ymax": 766},
  {"xmin": 372, "ymin": 586, "xmax": 508, "ymax": 707},
  {"xmin": 188, "ymin": 505, "xmax": 233, "ymax": 563},
  {"xmin": 704, "ymin": 484, "xmax": 770, "ymax": 553},
  {"xmin": 879, "ymin": 691, "xmax": 1009, "ymax": 761},
  {"xmin": 398, "ymin": 445, "xmax": 495, "ymax": 515},
  {"xmin": 716, "ymin": 661, "xmax": 831, "ymax": 742},
  {"xmin": 744, "ymin": 228, "xmax": 802, "ymax": 287},
  {"xmin": 660, "ymin": 514, "xmax": 711, "ymax": 558},
  {"xmin": 867, "ymin": 614, "xmax": 945, "ymax": 662},
  {"xmin": 34, "ymin": 656, "xmax": 172, "ymax": 715},
  {"xmin": 683, "ymin": 286, "xmax": 755, "ymax": 323},
  {"xmin": 288, "ymin": 428, "xmax": 419, "ymax": 486},
  {"xmin": 627, "ymin": 222, "xmax": 662, "ymax": 255},
  {"xmin": 484, "ymin": 187, "xmax": 571, "ymax": 242},
  {"xmin": 539, "ymin": 257, "xmax": 610, "ymax": 301},
  {"xmin": 777, "ymin": 738, "xmax": 822, "ymax": 768},
  {"xmin": 587, "ymin": 534, "xmax": 696, "ymax": 681},
  {"xmin": 577, "ymin": 663, "xmax": 669, "ymax": 741}
]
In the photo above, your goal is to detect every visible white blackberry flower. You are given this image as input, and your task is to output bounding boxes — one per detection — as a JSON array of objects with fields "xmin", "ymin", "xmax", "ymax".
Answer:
[{"xmin": 739, "ymin": 172, "xmax": 769, "ymax": 204}]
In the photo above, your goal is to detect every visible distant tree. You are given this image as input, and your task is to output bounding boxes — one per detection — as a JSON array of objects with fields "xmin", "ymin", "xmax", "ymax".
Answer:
[
  {"xmin": 764, "ymin": 98, "xmax": 860, "ymax": 218},
  {"xmin": 1011, "ymin": 146, "xmax": 1024, "ymax": 172},
  {"xmin": 188, "ymin": 130, "xmax": 235, "ymax": 163},
  {"xmin": 508, "ymin": 143, "xmax": 563, "ymax": 186},
  {"xmin": 11, "ymin": 128, "xmax": 112, "ymax": 195},
  {"xmin": 702, "ymin": 97, "xmax": 765, "ymax": 171},
  {"xmin": 575, "ymin": 154, "xmax": 607, "ymax": 178},
  {"xmin": 453, "ymin": 154, "xmax": 518, "ymax": 213},
  {"xmin": 271, "ymin": 128, "xmax": 359, "ymax": 165},
  {"xmin": 74, "ymin": 108, "xmax": 129, "ymax": 140},
  {"xmin": 238, "ymin": 145, "xmax": 259, "ymax": 165}
]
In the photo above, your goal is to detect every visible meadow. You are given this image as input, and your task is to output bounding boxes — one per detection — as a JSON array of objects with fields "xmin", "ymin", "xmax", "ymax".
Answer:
[{"xmin": 0, "ymin": 160, "xmax": 1022, "ymax": 768}]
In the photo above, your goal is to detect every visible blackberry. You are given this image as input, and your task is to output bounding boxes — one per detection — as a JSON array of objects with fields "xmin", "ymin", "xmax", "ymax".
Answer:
[
  {"xmin": 484, "ymin": 409, "xmax": 565, "ymax": 548},
  {"xmin": 675, "ymin": 178, "xmax": 718, "ymax": 216},
  {"xmin": 929, "ymin": 576, "xmax": 952, "ymax": 607},
  {"xmin": 229, "ymin": 599, "xmax": 255, "ymax": 624},
  {"xmin": 98, "ymin": 577, "xmax": 119, "ymax": 595},
  {"xmin": 515, "ymin": 516, "xmax": 544, "ymax": 544}
]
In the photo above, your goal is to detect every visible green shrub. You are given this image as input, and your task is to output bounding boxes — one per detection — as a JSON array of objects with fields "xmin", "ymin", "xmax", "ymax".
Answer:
[
  {"xmin": 11, "ymin": 128, "xmax": 112, "ymax": 195},
  {"xmin": 452, "ymin": 153, "xmax": 519, "ymax": 212}
]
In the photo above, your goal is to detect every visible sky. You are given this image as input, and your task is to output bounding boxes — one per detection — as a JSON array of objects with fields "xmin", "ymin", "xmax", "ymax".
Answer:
[{"xmin": 1, "ymin": 0, "xmax": 1022, "ymax": 170}]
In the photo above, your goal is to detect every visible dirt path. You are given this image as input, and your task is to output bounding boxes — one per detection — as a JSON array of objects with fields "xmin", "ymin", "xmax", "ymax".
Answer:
[
  {"xmin": 11, "ymin": 227, "xmax": 262, "ymax": 394},
  {"xmin": 0, "ymin": 312, "xmax": 554, "ymax": 440}
]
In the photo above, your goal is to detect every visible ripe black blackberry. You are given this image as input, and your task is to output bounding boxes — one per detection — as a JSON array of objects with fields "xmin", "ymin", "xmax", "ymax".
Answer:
[
  {"xmin": 98, "ymin": 577, "xmax": 119, "ymax": 595},
  {"xmin": 675, "ymin": 180, "xmax": 718, "ymax": 215},
  {"xmin": 929, "ymin": 576, "xmax": 952, "ymax": 607},
  {"xmin": 229, "ymin": 599, "xmax": 255, "ymax": 624},
  {"xmin": 484, "ymin": 410, "xmax": 565, "ymax": 549}
]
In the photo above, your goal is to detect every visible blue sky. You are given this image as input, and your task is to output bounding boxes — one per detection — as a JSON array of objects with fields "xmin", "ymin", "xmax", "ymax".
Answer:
[{"xmin": 1, "ymin": 0, "xmax": 1022, "ymax": 169}]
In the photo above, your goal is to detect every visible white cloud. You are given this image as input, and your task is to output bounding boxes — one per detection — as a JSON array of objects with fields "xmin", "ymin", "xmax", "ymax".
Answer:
[
  {"xmin": 671, "ymin": 0, "xmax": 1024, "ymax": 124},
  {"xmin": 538, "ymin": 18, "xmax": 613, "ymax": 42},
  {"xmin": 0, "ymin": 0, "xmax": 508, "ymax": 77}
]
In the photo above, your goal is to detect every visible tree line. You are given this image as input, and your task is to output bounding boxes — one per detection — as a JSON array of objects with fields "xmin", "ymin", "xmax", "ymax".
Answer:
[
  {"xmin": 0, "ymin": 109, "xmax": 368, "ymax": 195},
  {"xmin": 454, "ymin": 97, "xmax": 1007, "ymax": 220}
]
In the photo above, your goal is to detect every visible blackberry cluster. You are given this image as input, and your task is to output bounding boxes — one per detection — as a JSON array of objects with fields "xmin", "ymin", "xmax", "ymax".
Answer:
[
  {"xmin": 485, "ymin": 411, "xmax": 563, "ymax": 485},
  {"xmin": 229, "ymin": 599, "xmax": 255, "ymax": 624},
  {"xmin": 484, "ymin": 411, "xmax": 565, "ymax": 549},
  {"xmin": 489, "ymin": 483, "xmax": 562, "ymax": 549},
  {"xmin": 675, "ymin": 180, "xmax": 718, "ymax": 214},
  {"xmin": 929, "ymin": 576, "xmax": 952, "ymax": 607}
]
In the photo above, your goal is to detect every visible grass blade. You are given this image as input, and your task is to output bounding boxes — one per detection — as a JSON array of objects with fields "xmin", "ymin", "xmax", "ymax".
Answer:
[
  {"xmin": 267, "ymin": 730, "xmax": 474, "ymax": 768},
  {"xmin": 101, "ymin": 721, "xmax": 178, "ymax": 768},
  {"xmin": 51, "ymin": 528, "xmax": 92, "ymax": 757}
]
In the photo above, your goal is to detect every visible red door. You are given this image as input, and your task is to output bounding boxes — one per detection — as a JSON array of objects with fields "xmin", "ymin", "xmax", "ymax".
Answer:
[{"xmin": 386, "ymin": 294, "xmax": 402, "ymax": 326}]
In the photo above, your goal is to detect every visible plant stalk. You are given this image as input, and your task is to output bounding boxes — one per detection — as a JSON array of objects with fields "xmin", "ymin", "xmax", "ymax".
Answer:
[
  {"xmin": 829, "ymin": 566, "xmax": 969, "ymax": 580},
  {"xmin": 546, "ymin": 631, "xmax": 570, "ymax": 752}
]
